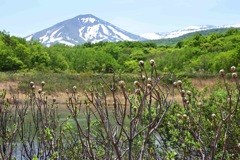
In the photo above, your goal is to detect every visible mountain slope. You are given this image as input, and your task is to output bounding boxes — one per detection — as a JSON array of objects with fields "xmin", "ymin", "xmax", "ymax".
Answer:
[
  {"xmin": 146, "ymin": 27, "xmax": 240, "ymax": 46},
  {"xmin": 25, "ymin": 14, "xmax": 146, "ymax": 46},
  {"xmin": 141, "ymin": 24, "xmax": 240, "ymax": 40}
]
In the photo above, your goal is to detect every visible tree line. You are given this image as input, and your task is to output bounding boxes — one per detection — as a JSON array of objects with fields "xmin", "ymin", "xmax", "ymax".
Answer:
[{"xmin": 0, "ymin": 28, "xmax": 240, "ymax": 75}]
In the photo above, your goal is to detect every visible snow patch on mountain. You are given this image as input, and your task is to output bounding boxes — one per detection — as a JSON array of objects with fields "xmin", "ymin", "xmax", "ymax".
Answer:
[
  {"xmin": 140, "ymin": 33, "xmax": 164, "ymax": 40},
  {"xmin": 40, "ymin": 34, "xmax": 49, "ymax": 43},
  {"xmin": 80, "ymin": 25, "xmax": 100, "ymax": 41},
  {"xmin": 108, "ymin": 26, "xmax": 134, "ymax": 41},
  {"xmin": 50, "ymin": 26, "xmax": 64, "ymax": 38},
  {"xmin": 81, "ymin": 17, "xmax": 96, "ymax": 23},
  {"xmin": 221, "ymin": 24, "xmax": 240, "ymax": 28},
  {"xmin": 101, "ymin": 25, "xmax": 109, "ymax": 35},
  {"xmin": 58, "ymin": 40, "xmax": 75, "ymax": 46},
  {"xmin": 26, "ymin": 35, "xmax": 33, "ymax": 41}
]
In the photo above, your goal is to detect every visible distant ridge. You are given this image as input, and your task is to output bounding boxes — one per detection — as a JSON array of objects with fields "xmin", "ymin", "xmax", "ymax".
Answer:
[
  {"xmin": 141, "ymin": 24, "xmax": 240, "ymax": 40},
  {"xmin": 147, "ymin": 27, "xmax": 240, "ymax": 46}
]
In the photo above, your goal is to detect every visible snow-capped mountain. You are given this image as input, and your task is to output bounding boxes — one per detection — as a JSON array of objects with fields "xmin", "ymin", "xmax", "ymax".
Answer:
[
  {"xmin": 25, "ymin": 14, "xmax": 146, "ymax": 46},
  {"xmin": 26, "ymin": 14, "xmax": 240, "ymax": 45},
  {"xmin": 141, "ymin": 24, "xmax": 240, "ymax": 40}
]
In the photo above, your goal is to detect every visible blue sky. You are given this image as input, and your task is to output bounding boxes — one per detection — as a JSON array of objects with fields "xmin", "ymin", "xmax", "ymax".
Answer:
[{"xmin": 0, "ymin": 0, "xmax": 240, "ymax": 37}]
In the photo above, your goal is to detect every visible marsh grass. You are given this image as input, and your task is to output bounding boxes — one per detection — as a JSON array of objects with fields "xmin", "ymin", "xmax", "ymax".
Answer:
[{"xmin": 0, "ymin": 72, "xmax": 139, "ymax": 95}]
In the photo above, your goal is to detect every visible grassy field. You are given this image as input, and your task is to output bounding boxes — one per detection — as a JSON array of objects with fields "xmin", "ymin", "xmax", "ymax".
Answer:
[
  {"xmin": 0, "ymin": 71, "xmax": 140, "ymax": 93},
  {"xmin": 0, "ymin": 72, "xmax": 138, "ymax": 119},
  {"xmin": 0, "ymin": 71, "xmax": 222, "ymax": 113},
  {"xmin": 0, "ymin": 71, "xmax": 221, "ymax": 100}
]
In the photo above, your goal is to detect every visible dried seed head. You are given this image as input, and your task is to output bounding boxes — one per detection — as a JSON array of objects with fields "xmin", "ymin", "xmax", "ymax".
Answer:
[
  {"xmin": 219, "ymin": 69, "xmax": 225, "ymax": 76},
  {"xmin": 147, "ymin": 78, "xmax": 152, "ymax": 84},
  {"xmin": 53, "ymin": 97, "xmax": 56, "ymax": 103},
  {"xmin": 135, "ymin": 89, "xmax": 141, "ymax": 95},
  {"xmin": 197, "ymin": 102, "xmax": 203, "ymax": 107},
  {"xmin": 30, "ymin": 81, "xmax": 34, "ymax": 87},
  {"xmin": 183, "ymin": 114, "xmax": 187, "ymax": 119},
  {"xmin": 232, "ymin": 72, "xmax": 237, "ymax": 79},
  {"xmin": 186, "ymin": 100, "xmax": 190, "ymax": 105},
  {"xmin": 133, "ymin": 106, "xmax": 137, "ymax": 112},
  {"xmin": 150, "ymin": 59, "xmax": 155, "ymax": 66},
  {"xmin": 41, "ymin": 81, "xmax": 45, "ymax": 86},
  {"xmin": 177, "ymin": 114, "xmax": 182, "ymax": 119},
  {"xmin": 181, "ymin": 90, "xmax": 185, "ymax": 97},
  {"xmin": 211, "ymin": 114, "xmax": 216, "ymax": 120},
  {"xmin": 72, "ymin": 86, "xmax": 77, "ymax": 93},
  {"xmin": 177, "ymin": 80, "xmax": 182, "ymax": 87},
  {"xmin": 134, "ymin": 81, "xmax": 140, "ymax": 88},
  {"xmin": 141, "ymin": 75, "xmax": 146, "ymax": 81},
  {"xmin": 139, "ymin": 60, "xmax": 144, "ymax": 67},
  {"xmin": 118, "ymin": 80, "xmax": 125, "ymax": 89},
  {"xmin": 38, "ymin": 89, "xmax": 42, "ymax": 94},
  {"xmin": 173, "ymin": 82, "xmax": 178, "ymax": 87},
  {"xmin": 231, "ymin": 66, "xmax": 236, "ymax": 72},
  {"xmin": 237, "ymin": 143, "xmax": 240, "ymax": 148},
  {"xmin": 147, "ymin": 83, "xmax": 152, "ymax": 89},
  {"xmin": 186, "ymin": 91, "xmax": 192, "ymax": 96},
  {"xmin": 31, "ymin": 85, "xmax": 35, "ymax": 90},
  {"xmin": 183, "ymin": 97, "xmax": 187, "ymax": 103}
]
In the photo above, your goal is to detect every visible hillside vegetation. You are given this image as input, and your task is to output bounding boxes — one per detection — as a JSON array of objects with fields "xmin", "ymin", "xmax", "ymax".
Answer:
[{"xmin": 0, "ymin": 28, "xmax": 240, "ymax": 76}]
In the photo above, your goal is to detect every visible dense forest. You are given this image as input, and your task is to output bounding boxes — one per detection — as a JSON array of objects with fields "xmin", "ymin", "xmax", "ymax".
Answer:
[{"xmin": 0, "ymin": 28, "xmax": 240, "ymax": 75}]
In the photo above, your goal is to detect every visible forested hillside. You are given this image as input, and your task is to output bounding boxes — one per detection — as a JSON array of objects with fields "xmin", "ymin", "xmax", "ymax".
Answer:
[{"xmin": 0, "ymin": 28, "xmax": 240, "ymax": 75}]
